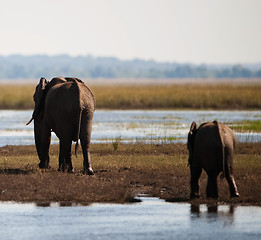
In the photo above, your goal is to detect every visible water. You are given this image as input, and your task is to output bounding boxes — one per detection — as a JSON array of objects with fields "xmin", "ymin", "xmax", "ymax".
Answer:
[
  {"xmin": 0, "ymin": 197, "xmax": 260, "ymax": 240},
  {"xmin": 0, "ymin": 110, "xmax": 260, "ymax": 147},
  {"xmin": 0, "ymin": 111, "xmax": 260, "ymax": 239}
]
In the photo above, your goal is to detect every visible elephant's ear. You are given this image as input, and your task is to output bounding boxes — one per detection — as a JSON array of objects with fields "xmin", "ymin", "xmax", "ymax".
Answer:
[
  {"xmin": 187, "ymin": 122, "xmax": 197, "ymax": 150},
  {"xmin": 34, "ymin": 77, "xmax": 49, "ymax": 114},
  {"xmin": 189, "ymin": 122, "xmax": 197, "ymax": 135},
  {"xmin": 27, "ymin": 78, "xmax": 49, "ymax": 125}
]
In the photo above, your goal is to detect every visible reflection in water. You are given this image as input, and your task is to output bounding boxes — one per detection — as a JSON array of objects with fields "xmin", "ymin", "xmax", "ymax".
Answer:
[
  {"xmin": 191, "ymin": 203, "xmax": 235, "ymax": 214},
  {"xmin": 36, "ymin": 202, "xmax": 51, "ymax": 207},
  {"xmin": 190, "ymin": 203, "xmax": 235, "ymax": 227},
  {"xmin": 35, "ymin": 202, "xmax": 90, "ymax": 207},
  {"xmin": 0, "ymin": 198, "xmax": 260, "ymax": 240}
]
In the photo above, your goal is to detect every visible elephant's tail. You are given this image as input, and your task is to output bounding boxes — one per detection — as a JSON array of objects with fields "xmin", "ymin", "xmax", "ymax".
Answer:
[
  {"xmin": 74, "ymin": 109, "xmax": 82, "ymax": 157},
  {"xmin": 213, "ymin": 120, "xmax": 225, "ymax": 179}
]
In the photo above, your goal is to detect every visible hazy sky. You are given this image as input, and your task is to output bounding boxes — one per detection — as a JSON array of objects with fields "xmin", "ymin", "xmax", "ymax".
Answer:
[{"xmin": 1, "ymin": 0, "xmax": 260, "ymax": 64}]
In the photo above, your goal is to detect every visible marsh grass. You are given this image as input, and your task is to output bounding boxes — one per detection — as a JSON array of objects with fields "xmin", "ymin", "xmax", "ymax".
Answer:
[
  {"xmin": 0, "ymin": 85, "xmax": 35, "ymax": 109},
  {"xmin": 91, "ymin": 84, "xmax": 261, "ymax": 109},
  {"xmin": 230, "ymin": 120, "xmax": 261, "ymax": 132},
  {"xmin": 0, "ymin": 84, "xmax": 260, "ymax": 109}
]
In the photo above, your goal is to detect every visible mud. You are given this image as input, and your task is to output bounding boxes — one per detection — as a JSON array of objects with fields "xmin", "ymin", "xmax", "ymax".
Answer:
[{"xmin": 0, "ymin": 143, "xmax": 260, "ymax": 205}]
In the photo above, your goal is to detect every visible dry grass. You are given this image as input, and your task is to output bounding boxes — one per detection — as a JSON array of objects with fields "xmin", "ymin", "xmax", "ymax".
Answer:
[
  {"xmin": 0, "ymin": 85, "xmax": 35, "ymax": 109},
  {"xmin": 0, "ymin": 84, "xmax": 261, "ymax": 109},
  {"xmin": 0, "ymin": 143, "xmax": 260, "ymax": 205},
  {"xmin": 91, "ymin": 84, "xmax": 261, "ymax": 109}
]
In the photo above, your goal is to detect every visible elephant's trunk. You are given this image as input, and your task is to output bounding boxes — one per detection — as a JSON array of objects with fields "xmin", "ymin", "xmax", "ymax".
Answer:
[
  {"xmin": 32, "ymin": 114, "xmax": 42, "ymax": 160},
  {"xmin": 34, "ymin": 127, "xmax": 42, "ymax": 160}
]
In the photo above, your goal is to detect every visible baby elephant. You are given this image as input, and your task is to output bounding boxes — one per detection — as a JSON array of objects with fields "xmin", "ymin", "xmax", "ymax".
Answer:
[{"xmin": 187, "ymin": 121, "xmax": 239, "ymax": 199}]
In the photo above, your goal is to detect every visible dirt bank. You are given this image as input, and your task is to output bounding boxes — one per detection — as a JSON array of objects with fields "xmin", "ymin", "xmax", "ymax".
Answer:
[{"xmin": 0, "ymin": 143, "xmax": 260, "ymax": 205}]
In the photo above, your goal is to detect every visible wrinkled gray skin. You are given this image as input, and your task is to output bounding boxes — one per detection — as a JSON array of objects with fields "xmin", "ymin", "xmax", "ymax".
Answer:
[
  {"xmin": 187, "ymin": 121, "xmax": 239, "ymax": 199},
  {"xmin": 27, "ymin": 77, "xmax": 95, "ymax": 174}
]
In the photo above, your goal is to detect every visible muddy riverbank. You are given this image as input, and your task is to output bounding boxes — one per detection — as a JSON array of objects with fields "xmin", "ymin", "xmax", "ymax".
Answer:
[{"xmin": 0, "ymin": 143, "xmax": 260, "ymax": 205}]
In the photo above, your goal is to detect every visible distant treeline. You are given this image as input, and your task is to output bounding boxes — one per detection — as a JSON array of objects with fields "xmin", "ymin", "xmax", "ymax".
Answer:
[{"xmin": 0, "ymin": 54, "xmax": 261, "ymax": 79}]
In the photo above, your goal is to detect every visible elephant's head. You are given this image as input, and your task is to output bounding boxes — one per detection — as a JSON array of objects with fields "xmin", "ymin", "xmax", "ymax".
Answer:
[
  {"xmin": 187, "ymin": 122, "xmax": 197, "ymax": 165},
  {"xmin": 27, "ymin": 77, "xmax": 49, "ymax": 125},
  {"xmin": 27, "ymin": 77, "xmax": 68, "ymax": 158},
  {"xmin": 26, "ymin": 77, "xmax": 49, "ymax": 158}
]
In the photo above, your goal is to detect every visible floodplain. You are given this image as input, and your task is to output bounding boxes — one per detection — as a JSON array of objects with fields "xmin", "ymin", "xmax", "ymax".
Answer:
[
  {"xmin": 0, "ymin": 78, "xmax": 260, "ymax": 206},
  {"xmin": 0, "ymin": 142, "xmax": 260, "ymax": 205}
]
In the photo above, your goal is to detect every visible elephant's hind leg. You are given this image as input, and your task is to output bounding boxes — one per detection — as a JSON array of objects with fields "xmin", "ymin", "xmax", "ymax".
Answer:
[
  {"xmin": 206, "ymin": 173, "xmax": 218, "ymax": 199},
  {"xmin": 80, "ymin": 116, "xmax": 94, "ymax": 175},
  {"xmin": 80, "ymin": 138, "xmax": 94, "ymax": 175},
  {"xmin": 59, "ymin": 140, "xmax": 73, "ymax": 173},
  {"xmin": 225, "ymin": 149, "xmax": 239, "ymax": 197},
  {"xmin": 225, "ymin": 173, "xmax": 239, "ymax": 197}
]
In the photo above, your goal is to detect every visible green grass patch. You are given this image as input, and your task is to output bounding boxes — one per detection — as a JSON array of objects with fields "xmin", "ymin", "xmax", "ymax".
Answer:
[{"xmin": 230, "ymin": 120, "xmax": 261, "ymax": 132}]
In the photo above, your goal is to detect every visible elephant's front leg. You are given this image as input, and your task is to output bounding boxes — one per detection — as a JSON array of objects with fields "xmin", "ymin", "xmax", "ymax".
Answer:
[
  {"xmin": 58, "ymin": 148, "xmax": 65, "ymax": 172},
  {"xmin": 190, "ymin": 165, "xmax": 202, "ymax": 199},
  {"xmin": 39, "ymin": 126, "xmax": 51, "ymax": 169}
]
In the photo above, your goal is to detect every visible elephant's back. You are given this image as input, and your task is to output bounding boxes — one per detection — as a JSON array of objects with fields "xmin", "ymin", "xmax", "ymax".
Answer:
[
  {"xmin": 45, "ymin": 82, "xmax": 83, "ymax": 131},
  {"xmin": 46, "ymin": 81, "xmax": 81, "ymax": 111},
  {"xmin": 78, "ymin": 83, "xmax": 95, "ymax": 111},
  {"xmin": 218, "ymin": 123, "xmax": 236, "ymax": 149},
  {"xmin": 195, "ymin": 122, "xmax": 219, "ymax": 145},
  {"xmin": 194, "ymin": 122, "xmax": 222, "ymax": 171}
]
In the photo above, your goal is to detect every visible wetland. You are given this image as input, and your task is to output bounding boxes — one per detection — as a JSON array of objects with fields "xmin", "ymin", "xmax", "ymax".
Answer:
[
  {"xmin": 0, "ymin": 109, "xmax": 261, "ymax": 146},
  {"xmin": 0, "ymin": 81, "xmax": 260, "ymax": 239}
]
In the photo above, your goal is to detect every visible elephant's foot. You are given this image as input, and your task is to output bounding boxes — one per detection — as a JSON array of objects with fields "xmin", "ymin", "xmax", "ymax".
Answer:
[
  {"xmin": 230, "ymin": 192, "xmax": 240, "ymax": 198},
  {"xmin": 230, "ymin": 184, "xmax": 240, "ymax": 198},
  {"xmin": 84, "ymin": 167, "xmax": 94, "ymax": 175},
  {"xmin": 67, "ymin": 168, "xmax": 74, "ymax": 173},
  {"xmin": 58, "ymin": 166, "xmax": 74, "ymax": 173},
  {"xmin": 38, "ymin": 162, "xmax": 50, "ymax": 169},
  {"xmin": 58, "ymin": 164, "xmax": 64, "ymax": 172},
  {"xmin": 190, "ymin": 192, "xmax": 200, "ymax": 199},
  {"xmin": 206, "ymin": 189, "xmax": 218, "ymax": 199},
  {"xmin": 206, "ymin": 195, "xmax": 218, "ymax": 200}
]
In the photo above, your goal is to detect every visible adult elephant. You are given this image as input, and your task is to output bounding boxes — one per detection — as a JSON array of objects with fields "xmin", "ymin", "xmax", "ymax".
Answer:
[
  {"xmin": 27, "ymin": 77, "xmax": 95, "ymax": 174},
  {"xmin": 187, "ymin": 121, "xmax": 239, "ymax": 199}
]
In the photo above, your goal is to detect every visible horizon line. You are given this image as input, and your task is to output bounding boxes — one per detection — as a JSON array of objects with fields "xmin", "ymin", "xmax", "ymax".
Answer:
[{"xmin": 0, "ymin": 53, "xmax": 261, "ymax": 66}]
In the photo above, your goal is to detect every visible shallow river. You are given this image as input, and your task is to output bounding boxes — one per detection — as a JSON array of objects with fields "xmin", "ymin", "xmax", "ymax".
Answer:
[
  {"xmin": 0, "ymin": 111, "xmax": 260, "ymax": 239},
  {"xmin": 0, "ymin": 197, "xmax": 260, "ymax": 240},
  {"xmin": 0, "ymin": 109, "xmax": 260, "ymax": 146}
]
